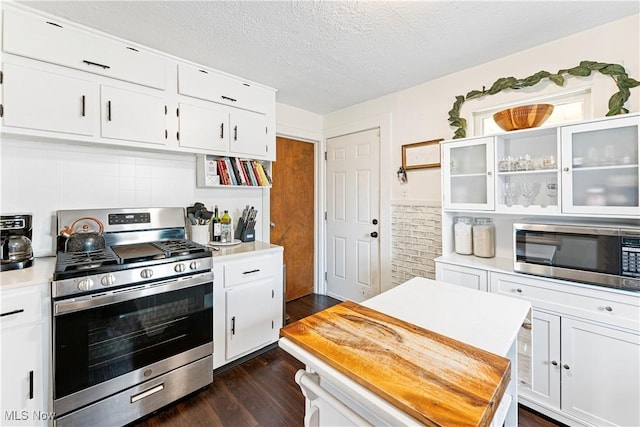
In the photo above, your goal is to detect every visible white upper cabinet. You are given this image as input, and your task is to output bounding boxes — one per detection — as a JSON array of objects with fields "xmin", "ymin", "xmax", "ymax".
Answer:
[
  {"xmin": 2, "ymin": 8, "xmax": 166, "ymax": 89},
  {"xmin": 100, "ymin": 85, "xmax": 167, "ymax": 146},
  {"xmin": 177, "ymin": 64, "xmax": 274, "ymax": 115},
  {"xmin": 442, "ymin": 113, "xmax": 639, "ymax": 218},
  {"xmin": 1, "ymin": 4, "xmax": 276, "ymax": 161},
  {"xmin": 177, "ymin": 101, "xmax": 229, "ymax": 153},
  {"xmin": 229, "ymin": 108, "xmax": 271, "ymax": 158},
  {"xmin": 560, "ymin": 115, "xmax": 639, "ymax": 217},
  {"xmin": 2, "ymin": 62, "xmax": 95, "ymax": 136},
  {"xmin": 442, "ymin": 136, "xmax": 495, "ymax": 211}
]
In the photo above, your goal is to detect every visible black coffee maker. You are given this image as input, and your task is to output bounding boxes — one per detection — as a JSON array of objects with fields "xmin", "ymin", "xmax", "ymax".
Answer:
[{"xmin": 1, "ymin": 213, "xmax": 34, "ymax": 271}]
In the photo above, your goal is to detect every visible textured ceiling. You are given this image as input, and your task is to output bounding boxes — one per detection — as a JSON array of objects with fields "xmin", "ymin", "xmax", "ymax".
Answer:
[{"xmin": 16, "ymin": 1, "xmax": 640, "ymax": 115}]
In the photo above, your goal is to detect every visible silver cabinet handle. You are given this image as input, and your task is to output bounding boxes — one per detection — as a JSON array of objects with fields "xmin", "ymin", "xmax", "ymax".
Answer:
[{"xmin": 130, "ymin": 383, "xmax": 164, "ymax": 403}]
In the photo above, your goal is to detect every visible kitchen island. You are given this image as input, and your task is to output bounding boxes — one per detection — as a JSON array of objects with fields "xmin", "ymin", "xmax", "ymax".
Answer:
[{"xmin": 279, "ymin": 277, "xmax": 531, "ymax": 427}]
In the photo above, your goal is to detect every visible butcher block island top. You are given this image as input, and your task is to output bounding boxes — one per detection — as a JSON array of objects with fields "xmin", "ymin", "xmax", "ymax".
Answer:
[
  {"xmin": 279, "ymin": 277, "xmax": 531, "ymax": 427},
  {"xmin": 280, "ymin": 301, "xmax": 511, "ymax": 426}
]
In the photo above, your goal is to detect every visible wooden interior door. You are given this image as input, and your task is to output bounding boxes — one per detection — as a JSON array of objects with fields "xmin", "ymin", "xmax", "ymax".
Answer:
[{"xmin": 270, "ymin": 137, "xmax": 315, "ymax": 301}]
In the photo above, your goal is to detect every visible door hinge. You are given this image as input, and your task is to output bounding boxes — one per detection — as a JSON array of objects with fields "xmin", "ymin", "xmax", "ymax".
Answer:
[
  {"xmin": 324, "ymin": 211, "xmax": 327, "ymax": 220},
  {"xmin": 265, "ymin": 126, "xmax": 268, "ymax": 134},
  {"xmin": 165, "ymin": 129, "xmax": 168, "ymax": 139},
  {"xmin": 324, "ymin": 151, "xmax": 327, "ymax": 160},
  {"xmin": 324, "ymin": 271, "xmax": 327, "ymax": 281},
  {"xmin": 176, "ymin": 131, "xmax": 179, "ymax": 141},
  {"xmin": 0, "ymin": 104, "xmax": 4, "ymax": 118},
  {"xmin": 176, "ymin": 107, "xmax": 179, "ymax": 117},
  {"xmin": 0, "ymin": 71, "xmax": 3, "ymax": 84},
  {"xmin": 266, "ymin": 144, "xmax": 268, "ymax": 153},
  {"xmin": 272, "ymin": 320, "xmax": 274, "ymax": 329},
  {"xmin": 271, "ymin": 289, "xmax": 274, "ymax": 298},
  {"xmin": 164, "ymin": 105, "xmax": 167, "ymax": 115}
]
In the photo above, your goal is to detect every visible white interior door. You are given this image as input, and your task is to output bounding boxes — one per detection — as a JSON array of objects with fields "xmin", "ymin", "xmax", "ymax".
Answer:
[{"xmin": 326, "ymin": 128, "xmax": 380, "ymax": 302}]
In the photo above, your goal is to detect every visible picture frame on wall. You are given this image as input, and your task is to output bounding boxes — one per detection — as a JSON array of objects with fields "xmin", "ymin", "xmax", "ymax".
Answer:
[{"xmin": 401, "ymin": 139, "xmax": 443, "ymax": 170}]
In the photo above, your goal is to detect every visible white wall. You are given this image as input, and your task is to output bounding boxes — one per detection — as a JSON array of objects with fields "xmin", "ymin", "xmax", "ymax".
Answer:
[
  {"xmin": 0, "ymin": 138, "xmax": 266, "ymax": 257},
  {"xmin": 323, "ymin": 13, "xmax": 640, "ymax": 203}
]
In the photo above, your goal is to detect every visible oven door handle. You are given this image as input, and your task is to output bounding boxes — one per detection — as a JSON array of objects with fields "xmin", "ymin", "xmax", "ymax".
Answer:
[{"xmin": 53, "ymin": 272, "xmax": 213, "ymax": 316}]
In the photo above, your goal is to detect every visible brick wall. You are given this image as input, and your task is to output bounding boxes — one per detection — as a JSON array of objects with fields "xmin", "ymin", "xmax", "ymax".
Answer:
[{"xmin": 391, "ymin": 201, "xmax": 442, "ymax": 286}]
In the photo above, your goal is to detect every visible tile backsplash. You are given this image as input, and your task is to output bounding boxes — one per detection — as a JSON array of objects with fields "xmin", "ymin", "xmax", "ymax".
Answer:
[{"xmin": 1, "ymin": 138, "xmax": 266, "ymax": 256}]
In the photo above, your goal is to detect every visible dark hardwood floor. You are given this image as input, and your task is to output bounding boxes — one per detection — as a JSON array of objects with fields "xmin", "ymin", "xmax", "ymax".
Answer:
[{"xmin": 134, "ymin": 294, "xmax": 563, "ymax": 427}]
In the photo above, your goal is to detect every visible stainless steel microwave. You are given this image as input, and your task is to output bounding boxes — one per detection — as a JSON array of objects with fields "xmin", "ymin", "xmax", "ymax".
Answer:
[{"xmin": 514, "ymin": 222, "xmax": 640, "ymax": 291}]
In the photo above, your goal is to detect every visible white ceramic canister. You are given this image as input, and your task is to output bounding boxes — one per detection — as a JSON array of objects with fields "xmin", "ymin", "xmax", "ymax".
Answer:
[
  {"xmin": 472, "ymin": 217, "xmax": 495, "ymax": 258},
  {"xmin": 454, "ymin": 217, "xmax": 474, "ymax": 255}
]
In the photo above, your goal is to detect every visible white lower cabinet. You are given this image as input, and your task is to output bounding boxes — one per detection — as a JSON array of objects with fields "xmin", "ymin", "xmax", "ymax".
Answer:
[
  {"xmin": 561, "ymin": 319, "xmax": 640, "ymax": 427},
  {"xmin": 0, "ymin": 284, "xmax": 50, "ymax": 426},
  {"xmin": 522, "ymin": 310, "xmax": 561, "ymax": 409},
  {"xmin": 488, "ymin": 271, "xmax": 640, "ymax": 427},
  {"xmin": 213, "ymin": 248, "xmax": 284, "ymax": 369},
  {"xmin": 435, "ymin": 261, "xmax": 488, "ymax": 291}
]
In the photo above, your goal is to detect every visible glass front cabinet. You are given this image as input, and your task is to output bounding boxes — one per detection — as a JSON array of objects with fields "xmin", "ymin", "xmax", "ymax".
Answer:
[
  {"xmin": 441, "ymin": 113, "xmax": 639, "ymax": 218},
  {"xmin": 561, "ymin": 115, "xmax": 639, "ymax": 216},
  {"xmin": 442, "ymin": 136, "xmax": 494, "ymax": 211}
]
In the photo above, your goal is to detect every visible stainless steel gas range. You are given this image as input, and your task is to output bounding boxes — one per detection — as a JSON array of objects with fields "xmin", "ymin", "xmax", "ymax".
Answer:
[{"xmin": 51, "ymin": 207, "xmax": 213, "ymax": 427}]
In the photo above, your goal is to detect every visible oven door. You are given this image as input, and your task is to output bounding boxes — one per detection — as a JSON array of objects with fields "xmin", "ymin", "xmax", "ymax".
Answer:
[
  {"xmin": 52, "ymin": 272, "xmax": 213, "ymax": 417},
  {"xmin": 514, "ymin": 223, "xmax": 622, "ymax": 287}
]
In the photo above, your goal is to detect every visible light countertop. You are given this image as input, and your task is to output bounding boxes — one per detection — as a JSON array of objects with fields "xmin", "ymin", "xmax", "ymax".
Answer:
[
  {"xmin": 0, "ymin": 257, "xmax": 56, "ymax": 291},
  {"xmin": 1, "ymin": 241, "xmax": 281, "ymax": 291},
  {"xmin": 362, "ymin": 276, "xmax": 531, "ymax": 356}
]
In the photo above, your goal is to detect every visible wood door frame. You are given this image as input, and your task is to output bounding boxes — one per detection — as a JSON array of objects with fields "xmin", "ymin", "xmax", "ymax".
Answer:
[{"xmin": 323, "ymin": 113, "xmax": 392, "ymax": 295}]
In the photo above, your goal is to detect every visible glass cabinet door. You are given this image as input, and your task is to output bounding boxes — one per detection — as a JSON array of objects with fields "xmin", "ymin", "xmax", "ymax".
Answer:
[
  {"xmin": 561, "ymin": 115, "xmax": 639, "ymax": 216},
  {"xmin": 442, "ymin": 137, "xmax": 494, "ymax": 210}
]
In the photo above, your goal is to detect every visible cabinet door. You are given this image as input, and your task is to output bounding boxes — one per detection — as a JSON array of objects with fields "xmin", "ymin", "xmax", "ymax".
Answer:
[
  {"xmin": 177, "ymin": 102, "xmax": 229, "ymax": 153},
  {"xmin": 561, "ymin": 318, "xmax": 640, "ymax": 427},
  {"xmin": 225, "ymin": 278, "xmax": 275, "ymax": 360},
  {"xmin": 2, "ymin": 63, "xmax": 94, "ymax": 136},
  {"xmin": 0, "ymin": 325, "xmax": 45, "ymax": 426},
  {"xmin": 519, "ymin": 310, "xmax": 561, "ymax": 409},
  {"xmin": 100, "ymin": 85, "xmax": 166, "ymax": 145},
  {"xmin": 435, "ymin": 263, "xmax": 487, "ymax": 291},
  {"xmin": 442, "ymin": 137, "xmax": 495, "ymax": 210},
  {"xmin": 229, "ymin": 110, "xmax": 270, "ymax": 159},
  {"xmin": 3, "ymin": 8, "xmax": 165, "ymax": 89},
  {"xmin": 561, "ymin": 115, "xmax": 639, "ymax": 216}
]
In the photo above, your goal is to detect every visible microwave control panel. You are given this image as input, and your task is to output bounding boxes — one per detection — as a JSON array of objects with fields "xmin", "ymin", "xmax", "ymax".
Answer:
[{"xmin": 621, "ymin": 236, "xmax": 640, "ymax": 278}]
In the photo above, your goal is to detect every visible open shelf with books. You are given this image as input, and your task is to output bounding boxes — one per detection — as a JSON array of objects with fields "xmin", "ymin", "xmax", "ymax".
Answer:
[{"xmin": 196, "ymin": 154, "xmax": 272, "ymax": 188}]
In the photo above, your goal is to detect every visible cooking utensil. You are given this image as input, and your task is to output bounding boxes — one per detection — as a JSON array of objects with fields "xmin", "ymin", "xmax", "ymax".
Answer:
[{"xmin": 61, "ymin": 217, "xmax": 106, "ymax": 253}]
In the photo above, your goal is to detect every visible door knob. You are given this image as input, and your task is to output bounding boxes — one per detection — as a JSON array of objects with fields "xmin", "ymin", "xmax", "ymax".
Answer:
[
  {"xmin": 270, "ymin": 221, "xmax": 275, "ymax": 228},
  {"xmin": 370, "ymin": 231, "xmax": 378, "ymax": 238}
]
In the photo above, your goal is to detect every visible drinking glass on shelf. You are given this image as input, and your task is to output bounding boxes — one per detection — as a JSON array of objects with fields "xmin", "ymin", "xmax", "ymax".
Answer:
[
  {"xmin": 504, "ymin": 182, "xmax": 521, "ymax": 207},
  {"xmin": 546, "ymin": 177, "xmax": 558, "ymax": 206},
  {"xmin": 522, "ymin": 181, "xmax": 541, "ymax": 207}
]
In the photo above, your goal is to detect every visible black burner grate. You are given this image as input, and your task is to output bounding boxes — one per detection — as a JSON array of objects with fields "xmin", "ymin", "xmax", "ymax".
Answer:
[
  {"xmin": 151, "ymin": 239, "xmax": 208, "ymax": 257},
  {"xmin": 55, "ymin": 247, "xmax": 120, "ymax": 273}
]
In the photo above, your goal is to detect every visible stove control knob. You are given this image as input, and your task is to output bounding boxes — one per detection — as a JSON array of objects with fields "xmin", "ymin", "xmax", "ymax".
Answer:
[
  {"xmin": 77, "ymin": 278, "xmax": 94, "ymax": 291},
  {"xmin": 189, "ymin": 261, "xmax": 201, "ymax": 270},
  {"xmin": 174, "ymin": 263, "xmax": 186, "ymax": 273},
  {"xmin": 140, "ymin": 269, "xmax": 154, "ymax": 279},
  {"xmin": 101, "ymin": 274, "xmax": 116, "ymax": 286}
]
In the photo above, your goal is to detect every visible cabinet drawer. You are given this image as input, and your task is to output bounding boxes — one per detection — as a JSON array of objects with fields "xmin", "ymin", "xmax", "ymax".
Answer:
[
  {"xmin": 490, "ymin": 272, "xmax": 640, "ymax": 327},
  {"xmin": 178, "ymin": 64, "xmax": 274, "ymax": 114},
  {"xmin": 223, "ymin": 256, "xmax": 275, "ymax": 287},
  {"xmin": 3, "ymin": 8, "xmax": 166, "ymax": 89},
  {"xmin": 0, "ymin": 288, "xmax": 41, "ymax": 329}
]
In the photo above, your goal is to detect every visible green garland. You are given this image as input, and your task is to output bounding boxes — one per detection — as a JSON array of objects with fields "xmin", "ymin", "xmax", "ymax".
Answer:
[{"xmin": 448, "ymin": 60, "xmax": 640, "ymax": 139}]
